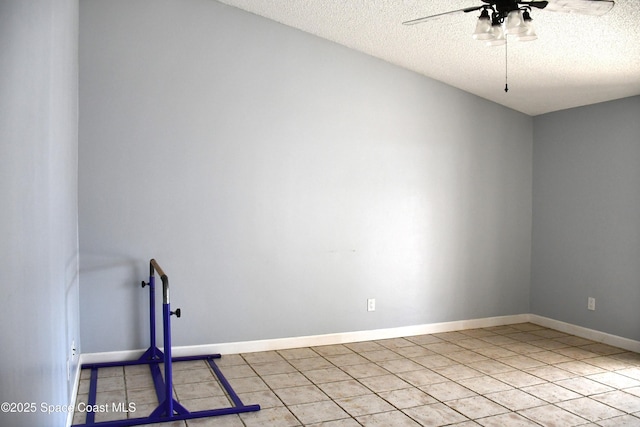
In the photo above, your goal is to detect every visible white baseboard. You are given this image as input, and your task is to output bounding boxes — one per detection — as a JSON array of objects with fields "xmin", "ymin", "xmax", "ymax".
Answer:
[
  {"xmin": 80, "ymin": 349, "xmax": 146, "ymax": 366},
  {"xmin": 80, "ymin": 314, "xmax": 528, "ymax": 365},
  {"xmin": 528, "ymin": 314, "xmax": 640, "ymax": 353},
  {"xmin": 79, "ymin": 313, "xmax": 639, "ymax": 367},
  {"xmin": 66, "ymin": 358, "xmax": 83, "ymax": 427}
]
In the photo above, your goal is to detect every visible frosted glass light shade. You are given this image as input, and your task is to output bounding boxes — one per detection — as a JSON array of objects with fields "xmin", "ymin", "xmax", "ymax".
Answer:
[
  {"xmin": 505, "ymin": 10, "xmax": 527, "ymax": 35},
  {"xmin": 517, "ymin": 25, "xmax": 537, "ymax": 41},
  {"xmin": 486, "ymin": 24, "xmax": 506, "ymax": 46},
  {"xmin": 517, "ymin": 11, "xmax": 537, "ymax": 41},
  {"xmin": 472, "ymin": 16, "xmax": 493, "ymax": 40}
]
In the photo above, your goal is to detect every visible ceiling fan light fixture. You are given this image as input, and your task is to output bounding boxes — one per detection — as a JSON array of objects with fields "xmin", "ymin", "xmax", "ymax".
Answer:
[
  {"xmin": 505, "ymin": 9, "xmax": 527, "ymax": 35},
  {"xmin": 472, "ymin": 18, "xmax": 493, "ymax": 40},
  {"xmin": 486, "ymin": 22, "xmax": 506, "ymax": 46},
  {"xmin": 516, "ymin": 10, "xmax": 538, "ymax": 41},
  {"xmin": 472, "ymin": 9, "xmax": 493, "ymax": 40}
]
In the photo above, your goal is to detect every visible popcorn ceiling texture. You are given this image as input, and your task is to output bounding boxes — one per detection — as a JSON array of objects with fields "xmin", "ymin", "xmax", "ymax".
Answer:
[{"xmin": 217, "ymin": 0, "xmax": 640, "ymax": 115}]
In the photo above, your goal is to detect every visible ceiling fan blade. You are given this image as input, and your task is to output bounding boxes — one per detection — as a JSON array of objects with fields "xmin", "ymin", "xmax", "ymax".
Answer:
[
  {"xmin": 543, "ymin": 0, "xmax": 614, "ymax": 15},
  {"xmin": 520, "ymin": 1, "xmax": 549, "ymax": 9},
  {"xmin": 403, "ymin": 5, "xmax": 483, "ymax": 26}
]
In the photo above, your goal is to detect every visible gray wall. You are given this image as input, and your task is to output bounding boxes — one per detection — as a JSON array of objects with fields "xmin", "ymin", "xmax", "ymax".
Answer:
[
  {"xmin": 79, "ymin": 0, "xmax": 533, "ymax": 353},
  {"xmin": 532, "ymin": 96, "xmax": 640, "ymax": 341},
  {"xmin": 0, "ymin": 1, "xmax": 80, "ymax": 426}
]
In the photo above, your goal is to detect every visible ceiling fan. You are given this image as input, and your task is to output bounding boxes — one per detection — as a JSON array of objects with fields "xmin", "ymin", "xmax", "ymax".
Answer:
[
  {"xmin": 403, "ymin": 0, "xmax": 614, "ymax": 91},
  {"xmin": 403, "ymin": 0, "xmax": 614, "ymax": 42}
]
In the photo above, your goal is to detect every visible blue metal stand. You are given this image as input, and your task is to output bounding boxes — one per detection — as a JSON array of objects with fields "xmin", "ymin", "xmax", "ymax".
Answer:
[{"xmin": 72, "ymin": 259, "xmax": 260, "ymax": 427}]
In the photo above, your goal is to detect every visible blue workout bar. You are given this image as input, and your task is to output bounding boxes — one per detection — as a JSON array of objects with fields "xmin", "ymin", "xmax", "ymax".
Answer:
[{"xmin": 72, "ymin": 259, "xmax": 260, "ymax": 427}]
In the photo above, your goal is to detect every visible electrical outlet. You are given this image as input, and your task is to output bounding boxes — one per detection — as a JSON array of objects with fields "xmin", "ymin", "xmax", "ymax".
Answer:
[
  {"xmin": 588, "ymin": 297, "xmax": 596, "ymax": 311},
  {"xmin": 367, "ymin": 298, "xmax": 376, "ymax": 312}
]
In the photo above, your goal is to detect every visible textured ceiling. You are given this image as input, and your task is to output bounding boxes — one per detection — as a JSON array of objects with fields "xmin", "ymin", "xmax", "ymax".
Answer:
[{"xmin": 217, "ymin": 0, "xmax": 640, "ymax": 115}]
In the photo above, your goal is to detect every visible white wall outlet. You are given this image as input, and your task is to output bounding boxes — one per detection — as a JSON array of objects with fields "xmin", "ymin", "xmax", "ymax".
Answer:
[
  {"xmin": 367, "ymin": 298, "xmax": 376, "ymax": 312},
  {"xmin": 588, "ymin": 297, "xmax": 596, "ymax": 311}
]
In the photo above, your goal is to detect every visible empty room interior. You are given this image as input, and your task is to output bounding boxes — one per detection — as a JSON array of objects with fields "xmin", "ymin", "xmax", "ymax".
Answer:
[{"xmin": 2, "ymin": 0, "xmax": 640, "ymax": 426}]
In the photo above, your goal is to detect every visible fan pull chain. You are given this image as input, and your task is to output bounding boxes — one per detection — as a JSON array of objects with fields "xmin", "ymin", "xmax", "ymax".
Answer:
[{"xmin": 504, "ymin": 37, "xmax": 509, "ymax": 93}]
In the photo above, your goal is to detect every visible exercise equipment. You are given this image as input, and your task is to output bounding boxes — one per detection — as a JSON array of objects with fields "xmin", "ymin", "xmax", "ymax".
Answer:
[{"xmin": 72, "ymin": 259, "xmax": 260, "ymax": 427}]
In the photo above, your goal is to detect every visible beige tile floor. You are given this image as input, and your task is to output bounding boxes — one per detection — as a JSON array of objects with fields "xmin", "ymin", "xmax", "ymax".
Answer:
[{"xmin": 73, "ymin": 323, "xmax": 640, "ymax": 426}]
